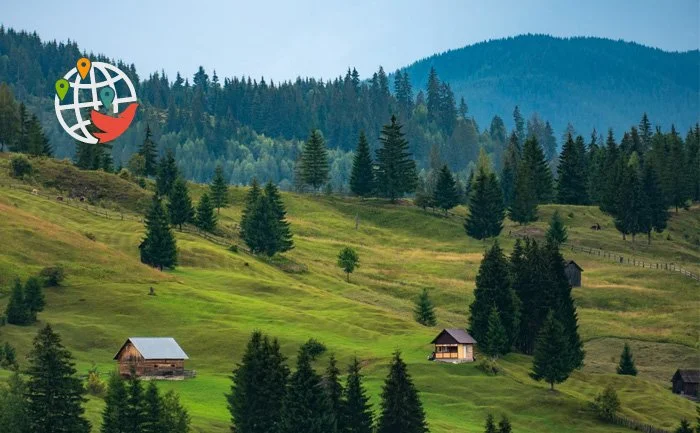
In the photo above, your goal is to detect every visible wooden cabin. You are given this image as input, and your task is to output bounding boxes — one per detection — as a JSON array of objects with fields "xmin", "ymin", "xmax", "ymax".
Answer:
[
  {"xmin": 430, "ymin": 329, "xmax": 476, "ymax": 363},
  {"xmin": 564, "ymin": 260, "xmax": 583, "ymax": 287},
  {"xmin": 671, "ymin": 369, "xmax": 699, "ymax": 398},
  {"xmin": 114, "ymin": 337, "xmax": 189, "ymax": 378}
]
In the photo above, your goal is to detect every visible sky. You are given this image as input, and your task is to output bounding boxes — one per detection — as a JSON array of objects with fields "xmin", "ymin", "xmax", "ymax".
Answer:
[{"xmin": 3, "ymin": 0, "xmax": 699, "ymax": 82}]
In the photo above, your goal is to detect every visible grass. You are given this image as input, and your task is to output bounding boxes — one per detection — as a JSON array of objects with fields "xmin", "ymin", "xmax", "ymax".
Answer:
[{"xmin": 0, "ymin": 153, "xmax": 698, "ymax": 432}]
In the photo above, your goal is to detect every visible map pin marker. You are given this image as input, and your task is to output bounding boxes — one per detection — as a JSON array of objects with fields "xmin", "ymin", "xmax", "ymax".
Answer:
[
  {"xmin": 99, "ymin": 87, "xmax": 115, "ymax": 111},
  {"xmin": 77, "ymin": 57, "xmax": 91, "ymax": 79},
  {"xmin": 55, "ymin": 79, "xmax": 69, "ymax": 101}
]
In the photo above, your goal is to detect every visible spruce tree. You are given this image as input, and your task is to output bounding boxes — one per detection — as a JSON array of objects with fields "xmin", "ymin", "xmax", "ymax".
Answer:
[
  {"xmin": 324, "ymin": 355, "xmax": 343, "ymax": 433},
  {"xmin": 641, "ymin": 163, "xmax": 668, "ymax": 244},
  {"xmin": 101, "ymin": 372, "xmax": 128, "ymax": 433},
  {"xmin": 240, "ymin": 179, "xmax": 262, "ymax": 240},
  {"xmin": 26, "ymin": 325, "xmax": 90, "ymax": 433},
  {"xmin": 469, "ymin": 242, "xmax": 519, "ymax": 350},
  {"xmin": 142, "ymin": 382, "xmax": 163, "ymax": 433},
  {"xmin": 282, "ymin": 347, "xmax": 333, "ymax": 433},
  {"xmin": 160, "ymin": 391, "xmax": 190, "ymax": 433},
  {"xmin": 168, "ymin": 177, "xmax": 194, "ymax": 230},
  {"xmin": 5, "ymin": 279, "xmax": 29, "ymax": 325},
  {"xmin": 342, "ymin": 358, "xmax": 373, "ymax": 433},
  {"xmin": 377, "ymin": 351, "xmax": 428, "ymax": 433},
  {"xmin": 375, "ymin": 115, "xmax": 418, "ymax": 202},
  {"xmin": 498, "ymin": 416, "xmax": 512, "ymax": 433},
  {"xmin": 300, "ymin": 129, "xmax": 330, "ymax": 191},
  {"xmin": 139, "ymin": 125, "xmax": 158, "ymax": 176},
  {"xmin": 675, "ymin": 419, "xmax": 693, "ymax": 433},
  {"xmin": 509, "ymin": 163, "xmax": 538, "ymax": 224},
  {"xmin": 465, "ymin": 167, "xmax": 504, "ymax": 239},
  {"xmin": 501, "ymin": 132, "xmax": 520, "ymax": 207},
  {"xmin": 413, "ymin": 288, "xmax": 437, "ymax": 326},
  {"xmin": 156, "ymin": 150, "xmax": 179, "ymax": 197},
  {"xmin": 557, "ymin": 134, "xmax": 589, "ymax": 204},
  {"xmin": 264, "ymin": 182, "xmax": 294, "ymax": 254},
  {"xmin": 26, "ymin": 114, "xmax": 51, "ymax": 156},
  {"xmin": 139, "ymin": 196, "xmax": 178, "ymax": 271},
  {"xmin": 23, "ymin": 276, "xmax": 45, "ymax": 322},
  {"xmin": 0, "ymin": 372, "xmax": 29, "ymax": 432},
  {"xmin": 350, "ymin": 131, "xmax": 375, "ymax": 197},
  {"xmin": 616, "ymin": 343, "xmax": 637, "ymax": 376},
  {"xmin": 210, "ymin": 164, "xmax": 229, "ymax": 213},
  {"xmin": 195, "ymin": 192, "xmax": 217, "ymax": 232},
  {"xmin": 521, "ymin": 136, "xmax": 553, "ymax": 202},
  {"xmin": 530, "ymin": 311, "xmax": 571, "ymax": 390},
  {"xmin": 484, "ymin": 414, "xmax": 497, "ymax": 433},
  {"xmin": 433, "ymin": 165, "xmax": 459, "ymax": 214},
  {"xmin": 545, "ymin": 210, "xmax": 568, "ymax": 246},
  {"xmin": 483, "ymin": 307, "xmax": 508, "ymax": 359},
  {"xmin": 600, "ymin": 129, "xmax": 622, "ymax": 214},
  {"xmin": 125, "ymin": 373, "xmax": 146, "ymax": 433}
]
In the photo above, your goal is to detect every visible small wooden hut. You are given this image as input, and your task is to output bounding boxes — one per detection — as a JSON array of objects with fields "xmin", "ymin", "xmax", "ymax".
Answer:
[
  {"xmin": 430, "ymin": 329, "xmax": 476, "ymax": 363},
  {"xmin": 114, "ymin": 337, "xmax": 189, "ymax": 378},
  {"xmin": 564, "ymin": 260, "xmax": 583, "ymax": 287},
  {"xmin": 671, "ymin": 369, "xmax": 699, "ymax": 398}
]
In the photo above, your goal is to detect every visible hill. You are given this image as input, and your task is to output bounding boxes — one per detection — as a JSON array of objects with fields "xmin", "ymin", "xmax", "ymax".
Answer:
[
  {"xmin": 399, "ymin": 35, "xmax": 700, "ymax": 134},
  {"xmin": 0, "ymin": 154, "xmax": 698, "ymax": 432}
]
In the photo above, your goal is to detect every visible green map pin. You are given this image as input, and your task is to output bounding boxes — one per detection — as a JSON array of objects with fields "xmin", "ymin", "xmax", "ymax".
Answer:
[
  {"xmin": 99, "ymin": 87, "xmax": 115, "ymax": 111},
  {"xmin": 55, "ymin": 79, "xmax": 69, "ymax": 100}
]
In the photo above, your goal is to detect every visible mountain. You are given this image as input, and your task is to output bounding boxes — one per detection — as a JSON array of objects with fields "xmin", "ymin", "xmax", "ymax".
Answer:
[{"xmin": 399, "ymin": 34, "xmax": 700, "ymax": 135}]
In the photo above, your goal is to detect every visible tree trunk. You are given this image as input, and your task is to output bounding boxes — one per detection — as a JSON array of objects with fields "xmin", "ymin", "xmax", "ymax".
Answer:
[
  {"xmin": 346, "ymin": 273, "xmax": 350, "ymax": 283},
  {"xmin": 550, "ymin": 381, "xmax": 554, "ymax": 391},
  {"xmin": 647, "ymin": 231, "xmax": 651, "ymax": 245}
]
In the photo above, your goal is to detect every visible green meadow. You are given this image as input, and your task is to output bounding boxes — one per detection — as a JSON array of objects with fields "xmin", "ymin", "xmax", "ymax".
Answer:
[{"xmin": 0, "ymin": 155, "xmax": 698, "ymax": 433}]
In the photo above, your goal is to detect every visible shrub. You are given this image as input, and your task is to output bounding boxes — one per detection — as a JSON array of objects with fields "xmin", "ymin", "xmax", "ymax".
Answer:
[
  {"xmin": 592, "ymin": 385, "xmax": 620, "ymax": 421},
  {"xmin": 228, "ymin": 245, "xmax": 239, "ymax": 253},
  {"xmin": 10, "ymin": 155, "xmax": 32, "ymax": 178},
  {"xmin": 476, "ymin": 358, "xmax": 500, "ymax": 376},
  {"xmin": 0, "ymin": 342, "xmax": 18, "ymax": 370},
  {"xmin": 300, "ymin": 338, "xmax": 326, "ymax": 360},
  {"xmin": 85, "ymin": 369, "xmax": 106, "ymax": 397},
  {"xmin": 39, "ymin": 266, "xmax": 65, "ymax": 287},
  {"xmin": 84, "ymin": 232, "xmax": 96, "ymax": 241}
]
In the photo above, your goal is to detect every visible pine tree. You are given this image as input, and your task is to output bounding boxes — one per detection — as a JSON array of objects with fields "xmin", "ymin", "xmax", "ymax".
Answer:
[
  {"xmin": 5, "ymin": 279, "xmax": 29, "ymax": 325},
  {"xmin": 557, "ymin": 134, "xmax": 588, "ymax": 204},
  {"xmin": 641, "ymin": 163, "xmax": 668, "ymax": 244},
  {"xmin": 614, "ymin": 156, "xmax": 645, "ymax": 241},
  {"xmin": 616, "ymin": 343, "xmax": 638, "ymax": 376},
  {"xmin": 509, "ymin": 163, "xmax": 538, "ymax": 224},
  {"xmin": 195, "ymin": 192, "xmax": 217, "ymax": 232},
  {"xmin": 0, "ymin": 83, "xmax": 20, "ymax": 152},
  {"xmin": 300, "ymin": 129, "xmax": 330, "ymax": 190},
  {"xmin": 501, "ymin": 132, "xmax": 520, "ymax": 207},
  {"xmin": 483, "ymin": 307, "xmax": 508, "ymax": 359},
  {"xmin": 342, "ymin": 358, "xmax": 373, "ymax": 433},
  {"xmin": 433, "ymin": 165, "xmax": 459, "ymax": 214},
  {"xmin": 375, "ymin": 115, "xmax": 418, "ymax": 202},
  {"xmin": 282, "ymin": 347, "xmax": 333, "ymax": 433},
  {"xmin": 484, "ymin": 414, "xmax": 497, "ymax": 433},
  {"xmin": 545, "ymin": 210, "xmax": 568, "ymax": 246},
  {"xmin": 160, "ymin": 391, "xmax": 190, "ymax": 433},
  {"xmin": 125, "ymin": 373, "xmax": 146, "ymax": 433},
  {"xmin": 600, "ymin": 129, "xmax": 622, "ymax": 214},
  {"xmin": 142, "ymin": 382, "xmax": 164, "ymax": 433},
  {"xmin": 139, "ymin": 125, "xmax": 158, "ymax": 176},
  {"xmin": 0, "ymin": 372, "xmax": 30, "ymax": 432},
  {"xmin": 513, "ymin": 106, "xmax": 525, "ymax": 144},
  {"xmin": 337, "ymin": 247, "xmax": 359, "ymax": 282},
  {"xmin": 101, "ymin": 373, "xmax": 128, "ymax": 433},
  {"xmin": 469, "ymin": 242, "xmax": 519, "ymax": 350},
  {"xmin": 156, "ymin": 149, "xmax": 179, "ymax": 197},
  {"xmin": 639, "ymin": 113, "xmax": 652, "ymax": 152},
  {"xmin": 26, "ymin": 325, "xmax": 90, "ymax": 433},
  {"xmin": 168, "ymin": 177, "xmax": 194, "ymax": 230},
  {"xmin": 26, "ymin": 114, "xmax": 51, "ymax": 156},
  {"xmin": 413, "ymin": 288, "xmax": 437, "ymax": 326},
  {"xmin": 324, "ymin": 355, "xmax": 343, "ymax": 433},
  {"xmin": 210, "ymin": 164, "xmax": 229, "ymax": 213},
  {"xmin": 228, "ymin": 331, "xmax": 289, "ymax": 433},
  {"xmin": 264, "ymin": 182, "xmax": 294, "ymax": 254},
  {"xmin": 465, "ymin": 166, "xmax": 504, "ymax": 240},
  {"xmin": 140, "ymin": 196, "xmax": 178, "ymax": 271},
  {"xmin": 498, "ymin": 416, "xmax": 512, "ymax": 433},
  {"xmin": 23, "ymin": 276, "xmax": 45, "ymax": 322},
  {"xmin": 350, "ymin": 131, "xmax": 375, "ymax": 197},
  {"xmin": 521, "ymin": 136, "xmax": 553, "ymax": 202},
  {"xmin": 377, "ymin": 351, "xmax": 428, "ymax": 433},
  {"xmin": 530, "ymin": 311, "xmax": 572, "ymax": 390},
  {"xmin": 426, "ymin": 68, "xmax": 441, "ymax": 124},
  {"xmin": 675, "ymin": 419, "xmax": 693, "ymax": 433}
]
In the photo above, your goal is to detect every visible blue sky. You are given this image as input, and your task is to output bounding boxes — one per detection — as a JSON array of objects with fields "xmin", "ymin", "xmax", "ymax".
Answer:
[{"xmin": 3, "ymin": 0, "xmax": 699, "ymax": 81}]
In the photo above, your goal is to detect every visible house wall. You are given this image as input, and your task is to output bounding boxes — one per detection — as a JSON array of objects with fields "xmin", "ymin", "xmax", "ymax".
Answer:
[{"xmin": 119, "ymin": 359, "xmax": 185, "ymax": 377}]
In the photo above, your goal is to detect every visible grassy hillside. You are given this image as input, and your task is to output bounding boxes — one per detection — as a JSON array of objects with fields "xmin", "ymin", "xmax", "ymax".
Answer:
[{"xmin": 0, "ymin": 154, "xmax": 698, "ymax": 433}]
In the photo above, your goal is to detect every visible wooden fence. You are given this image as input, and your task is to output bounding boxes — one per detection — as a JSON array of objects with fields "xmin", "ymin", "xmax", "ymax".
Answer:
[{"xmin": 609, "ymin": 414, "xmax": 671, "ymax": 433}]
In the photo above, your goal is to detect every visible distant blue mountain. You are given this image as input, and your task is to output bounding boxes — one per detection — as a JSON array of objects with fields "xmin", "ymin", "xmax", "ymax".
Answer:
[{"xmin": 399, "ymin": 34, "xmax": 699, "ymax": 136}]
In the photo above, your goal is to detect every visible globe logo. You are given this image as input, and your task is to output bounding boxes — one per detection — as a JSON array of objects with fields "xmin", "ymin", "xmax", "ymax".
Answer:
[{"xmin": 54, "ymin": 57, "xmax": 139, "ymax": 144}]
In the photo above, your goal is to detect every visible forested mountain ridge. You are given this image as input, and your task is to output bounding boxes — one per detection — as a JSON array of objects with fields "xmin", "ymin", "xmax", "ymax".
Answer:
[{"xmin": 399, "ymin": 34, "xmax": 700, "ymax": 135}]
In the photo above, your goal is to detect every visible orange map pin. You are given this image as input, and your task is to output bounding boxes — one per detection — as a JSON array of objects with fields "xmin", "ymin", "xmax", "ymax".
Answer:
[{"xmin": 77, "ymin": 57, "xmax": 91, "ymax": 79}]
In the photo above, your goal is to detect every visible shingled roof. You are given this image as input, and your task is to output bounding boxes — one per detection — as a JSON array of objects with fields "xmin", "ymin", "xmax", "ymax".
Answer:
[
  {"xmin": 673, "ymin": 369, "xmax": 700, "ymax": 383},
  {"xmin": 113, "ymin": 337, "xmax": 189, "ymax": 360},
  {"xmin": 431, "ymin": 328, "xmax": 477, "ymax": 345}
]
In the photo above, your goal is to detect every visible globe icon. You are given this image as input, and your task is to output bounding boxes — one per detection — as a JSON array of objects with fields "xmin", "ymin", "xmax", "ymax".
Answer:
[{"xmin": 54, "ymin": 61, "xmax": 138, "ymax": 144}]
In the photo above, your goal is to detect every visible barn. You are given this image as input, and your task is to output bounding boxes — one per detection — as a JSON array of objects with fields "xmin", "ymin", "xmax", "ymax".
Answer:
[
  {"xmin": 114, "ymin": 337, "xmax": 189, "ymax": 378},
  {"xmin": 671, "ymin": 369, "xmax": 699, "ymax": 398},
  {"xmin": 430, "ymin": 329, "xmax": 476, "ymax": 363},
  {"xmin": 564, "ymin": 260, "xmax": 583, "ymax": 287}
]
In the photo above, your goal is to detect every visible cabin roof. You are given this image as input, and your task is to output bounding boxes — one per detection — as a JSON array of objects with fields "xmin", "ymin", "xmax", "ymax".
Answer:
[
  {"xmin": 431, "ymin": 328, "xmax": 476, "ymax": 345},
  {"xmin": 113, "ymin": 337, "xmax": 189, "ymax": 360},
  {"xmin": 565, "ymin": 260, "xmax": 583, "ymax": 272},
  {"xmin": 673, "ymin": 369, "xmax": 700, "ymax": 384}
]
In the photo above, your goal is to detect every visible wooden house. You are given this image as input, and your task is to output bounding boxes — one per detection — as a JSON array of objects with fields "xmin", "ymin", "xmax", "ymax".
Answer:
[
  {"xmin": 430, "ymin": 329, "xmax": 476, "ymax": 363},
  {"xmin": 114, "ymin": 337, "xmax": 189, "ymax": 378},
  {"xmin": 564, "ymin": 260, "xmax": 583, "ymax": 287},
  {"xmin": 671, "ymin": 369, "xmax": 699, "ymax": 398}
]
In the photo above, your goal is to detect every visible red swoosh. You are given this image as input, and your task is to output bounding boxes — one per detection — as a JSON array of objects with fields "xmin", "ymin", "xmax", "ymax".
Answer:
[{"xmin": 90, "ymin": 103, "xmax": 139, "ymax": 143}]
